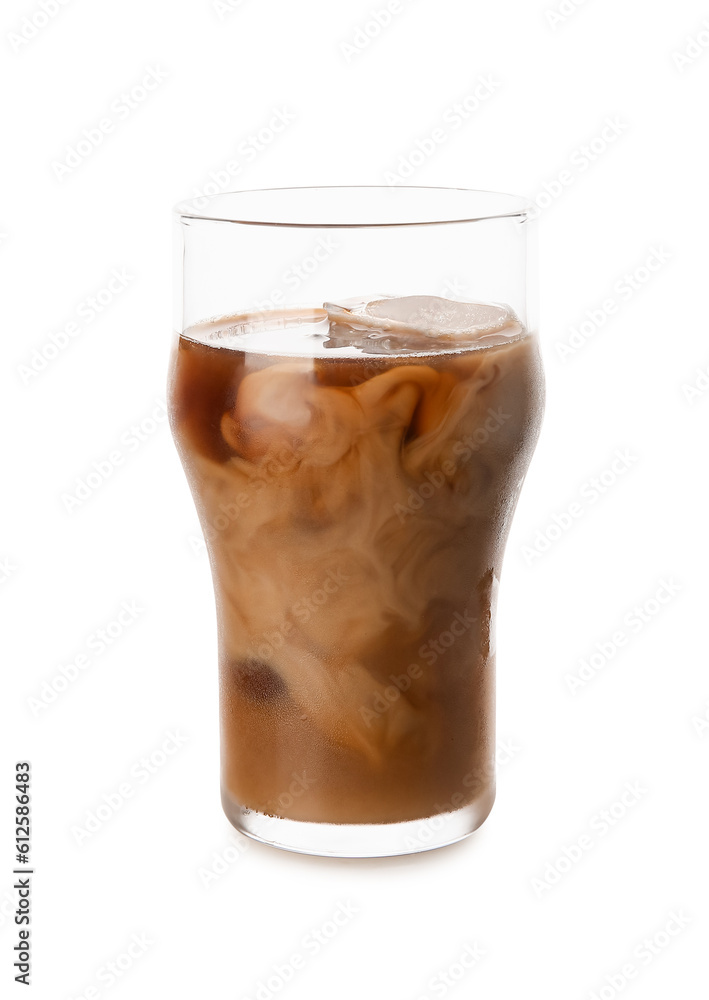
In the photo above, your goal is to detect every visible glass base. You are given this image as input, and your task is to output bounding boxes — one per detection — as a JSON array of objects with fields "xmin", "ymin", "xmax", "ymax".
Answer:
[{"xmin": 221, "ymin": 788, "xmax": 494, "ymax": 858}]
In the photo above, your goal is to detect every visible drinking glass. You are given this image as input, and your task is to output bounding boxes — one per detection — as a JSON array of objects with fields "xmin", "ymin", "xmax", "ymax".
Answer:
[{"xmin": 169, "ymin": 186, "xmax": 544, "ymax": 857}]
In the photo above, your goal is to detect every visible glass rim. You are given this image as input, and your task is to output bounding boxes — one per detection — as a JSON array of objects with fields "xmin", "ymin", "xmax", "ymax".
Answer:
[{"xmin": 174, "ymin": 185, "xmax": 533, "ymax": 229}]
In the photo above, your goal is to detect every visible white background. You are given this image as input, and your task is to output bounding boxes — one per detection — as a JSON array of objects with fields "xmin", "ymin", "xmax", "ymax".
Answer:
[{"xmin": 2, "ymin": 0, "xmax": 708, "ymax": 997}]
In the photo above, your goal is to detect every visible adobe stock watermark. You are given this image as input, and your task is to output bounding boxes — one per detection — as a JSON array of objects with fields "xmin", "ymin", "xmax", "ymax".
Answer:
[
  {"xmin": 339, "ymin": 0, "xmax": 420, "ymax": 62},
  {"xmin": 0, "ymin": 886, "xmax": 16, "ymax": 932},
  {"xmin": 413, "ymin": 942, "xmax": 486, "ymax": 999},
  {"xmin": 439, "ymin": 276, "xmax": 474, "ymax": 300},
  {"xmin": 61, "ymin": 398, "xmax": 167, "ymax": 513},
  {"xmin": 401, "ymin": 739, "xmax": 521, "ymax": 852},
  {"xmin": 395, "ymin": 407, "xmax": 511, "ymax": 522},
  {"xmin": 555, "ymin": 246, "xmax": 671, "ymax": 361},
  {"xmin": 66, "ymin": 932, "xmax": 154, "ymax": 1000},
  {"xmin": 564, "ymin": 578, "xmax": 681, "ymax": 694},
  {"xmin": 187, "ymin": 107, "xmax": 296, "ymax": 208},
  {"xmin": 71, "ymin": 731, "xmax": 189, "ymax": 846},
  {"xmin": 1, "ymin": 556, "xmax": 17, "ymax": 586},
  {"xmin": 522, "ymin": 448, "xmax": 638, "ymax": 565},
  {"xmin": 680, "ymin": 361, "xmax": 709, "ymax": 405},
  {"xmin": 187, "ymin": 441, "xmax": 307, "ymax": 556},
  {"xmin": 2, "ymin": 887, "xmax": 19, "ymax": 940},
  {"xmin": 26, "ymin": 601, "xmax": 144, "ymax": 716},
  {"xmin": 242, "ymin": 569, "xmax": 351, "ymax": 663},
  {"xmin": 531, "ymin": 780, "xmax": 647, "ymax": 897},
  {"xmin": 250, "ymin": 772, "xmax": 318, "ymax": 844},
  {"xmin": 212, "ymin": 0, "xmax": 247, "ymax": 18},
  {"xmin": 196, "ymin": 777, "xmax": 317, "ymax": 884},
  {"xmin": 52, "ymin": 66, "xmax": 169, "ymax": 181},
  {"xmin": 691, "ymin": 700, "xmax": 709, "ymax": 738},
  {"xmin": 17, "ymin": 268, "xmax": 134, "ymax": 385},
  {"xmin": 586, "ymin": 910, "xmax": 692, "ymax": 1000},
  {"xmin": 240, "ymin": 900, "xmax": 358, "ymax": 1000},
  {"xmin": 672, "ymin": 18, "xmax": 709, "ymax": 73},
  {"xmin": 383, "ymin": 75, "xmax": 502, "ymax": 186},
  {"xmin": 545, "ymin": 0, "xmax": 592, "ymax": 31},
  {"xmin": 359, "ymin": 610, "xmax": 476, "ymax": 729},
  {"xmin": 359, "ymin": 662, "xmax": 422, "ymax": 729},
  {"xmin": 7, "ymin": 0, "xmax": 73, "ymax": 53},
  {"xmin": 198, "ymin": 832, "xmax": 250, "ymax": 889},
  {"xmin": 528, "ymin": 116, "xmax": 628, "ymax": 220},
  {"xmin": 252, "ymin": 236, "xmax": 339, "ymax": 312}
]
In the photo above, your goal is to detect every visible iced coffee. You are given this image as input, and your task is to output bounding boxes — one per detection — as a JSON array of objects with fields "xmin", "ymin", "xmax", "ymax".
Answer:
[{"xmin": 168, "ymin": 296, "xmax": 543, "ymax": 830}]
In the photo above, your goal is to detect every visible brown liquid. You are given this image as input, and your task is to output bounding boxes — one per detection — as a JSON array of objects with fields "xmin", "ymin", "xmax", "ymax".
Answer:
[{"xmin": 168, "ymin": 309, "xmax": 544, "ymax": 825}]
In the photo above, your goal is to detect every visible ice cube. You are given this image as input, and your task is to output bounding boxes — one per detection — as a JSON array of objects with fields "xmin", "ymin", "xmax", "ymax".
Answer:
[
  {"xmin": 365, "ymin": 296, "xmax": 516, "ymax": 336},
  {"xmin": 325, "ymin": 295, "xmax": 520, "ymax": 345},
  {"xmin": 323, "ymin": 295, "xmax": 392, "ymax": 332}
]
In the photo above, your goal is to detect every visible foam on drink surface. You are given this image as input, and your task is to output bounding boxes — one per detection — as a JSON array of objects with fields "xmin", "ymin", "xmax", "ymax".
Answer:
[{"xmin": 182, "ymin": 295, "xmax": 525, "ymax": 358}]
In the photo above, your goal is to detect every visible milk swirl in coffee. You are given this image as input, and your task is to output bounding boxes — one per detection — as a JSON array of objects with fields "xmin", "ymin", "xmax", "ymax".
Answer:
[{"xmin": 168, "ymin": 296, "xmax": 544, "ymax": 825}]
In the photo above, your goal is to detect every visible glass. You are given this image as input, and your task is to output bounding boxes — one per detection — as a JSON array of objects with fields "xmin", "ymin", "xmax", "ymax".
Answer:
[{"xmin": 168, "ymin": 186, "xmax": 544, "ymax": 857}]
